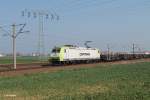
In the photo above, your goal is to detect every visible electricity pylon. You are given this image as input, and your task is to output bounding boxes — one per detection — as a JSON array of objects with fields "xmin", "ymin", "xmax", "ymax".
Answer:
[
  {"xmin": 21, "ymin": 9, "xmax": 59, "ymax": 61},
  {"xmin": 0, "ymin": 24, "xmax": 29, "ymax": 69}
]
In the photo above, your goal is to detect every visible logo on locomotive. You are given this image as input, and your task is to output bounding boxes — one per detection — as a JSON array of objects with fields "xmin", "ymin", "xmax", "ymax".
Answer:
[{"xmin": 80, "ymin": 53, "xmax": 90, "ymax": 56}]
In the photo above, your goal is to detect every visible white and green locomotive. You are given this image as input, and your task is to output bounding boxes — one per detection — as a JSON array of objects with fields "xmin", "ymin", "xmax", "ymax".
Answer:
[{"xmin": 49, "ymin": 45, "xmax": 100, "ymax": 64}]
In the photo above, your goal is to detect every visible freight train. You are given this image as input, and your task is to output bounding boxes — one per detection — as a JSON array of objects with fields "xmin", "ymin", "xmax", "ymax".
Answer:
[{"xmin": 49, "ymin": 45, "xmax": 150, "ymax": 65}]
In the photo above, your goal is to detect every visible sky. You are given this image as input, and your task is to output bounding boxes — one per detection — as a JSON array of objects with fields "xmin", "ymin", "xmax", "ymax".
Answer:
[{"xmin": 0, "ymin": 0, "xmax": 150, "ymax": 54}]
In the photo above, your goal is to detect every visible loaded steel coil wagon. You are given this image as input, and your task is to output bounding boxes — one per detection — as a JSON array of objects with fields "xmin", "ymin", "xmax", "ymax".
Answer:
[{"xmin": 49, "ymin": 45, "xmax": 101, "ymax": 64}]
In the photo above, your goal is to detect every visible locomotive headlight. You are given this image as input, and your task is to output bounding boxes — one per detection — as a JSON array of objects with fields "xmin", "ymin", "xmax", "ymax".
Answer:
[{"xmin": 51, "ymin": 53, "xmax": 59, "ymax": 57}]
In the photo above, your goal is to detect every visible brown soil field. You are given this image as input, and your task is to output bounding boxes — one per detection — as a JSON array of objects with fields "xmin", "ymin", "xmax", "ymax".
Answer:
[{"xmin": 0, "ymin": 58, "xmax": 150, "ymax": 77}]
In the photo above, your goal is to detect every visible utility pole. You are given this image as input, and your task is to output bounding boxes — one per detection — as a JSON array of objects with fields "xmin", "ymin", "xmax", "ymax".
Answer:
[
  {"xmin": 12, "ymin": 24, "xmax": 16, "ymax": 69},
  {"xmin": 0, "ymin": 24, "xmax": 29, "ymax": 69},
  {"xmin": 132, "ymin": 43, "xmax": 135, "ymax": 58},
  {"xmin": 107, "ymin": 44, "xmax": 110, "ymax": 61},
  {"xmin": 132, "ymin": 43, "xmax": 139, "ymax": 59}
]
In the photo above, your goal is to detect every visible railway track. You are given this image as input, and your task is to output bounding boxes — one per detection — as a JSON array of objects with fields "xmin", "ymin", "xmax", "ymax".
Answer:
[
  {"xmin": 0, "ymin": 62, "xmax": 45, "ymax": 67},
  {"xmin": 0, "ymin": 62, "xmax": 47, "ymax": 72},
  {"xmin": 0, "ymin": 58, "xmax": 150, "ymax": 77}
]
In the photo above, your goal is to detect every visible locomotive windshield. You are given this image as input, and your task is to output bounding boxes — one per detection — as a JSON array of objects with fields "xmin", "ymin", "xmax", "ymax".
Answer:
[{"xmin": 52, "ymin": 48, "xmax": 61, "ymax": 53}]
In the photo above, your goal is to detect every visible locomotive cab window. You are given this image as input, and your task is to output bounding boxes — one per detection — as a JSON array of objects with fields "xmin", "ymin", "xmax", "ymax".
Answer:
[{"xmin": 52, "ymin": 48, "xmax": 61, "ymax": 53}]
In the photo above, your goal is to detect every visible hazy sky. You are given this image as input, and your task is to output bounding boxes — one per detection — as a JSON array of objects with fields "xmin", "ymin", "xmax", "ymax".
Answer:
[{"xmin": 0, "ymin": 0, "xmax": 150, "ymax": 54}]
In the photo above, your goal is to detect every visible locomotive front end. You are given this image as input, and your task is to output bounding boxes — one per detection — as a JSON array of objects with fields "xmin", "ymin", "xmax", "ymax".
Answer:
[{"xmin": 49, "ymin": 47, "xmax": 61, "ymax": 63}]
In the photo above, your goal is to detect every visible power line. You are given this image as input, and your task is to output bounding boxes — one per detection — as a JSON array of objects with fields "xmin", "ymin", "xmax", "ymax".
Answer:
[
  {"xmin": 57, "ymin": 0, "xmax": 118, "ymax": 14},
  {"xmin": 56, "ymin": 0, "xmax": 149, "ymax": 16},
  {"xmin": 57, "ymin": 0, "xmax": 98, "ymax": 12}
]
